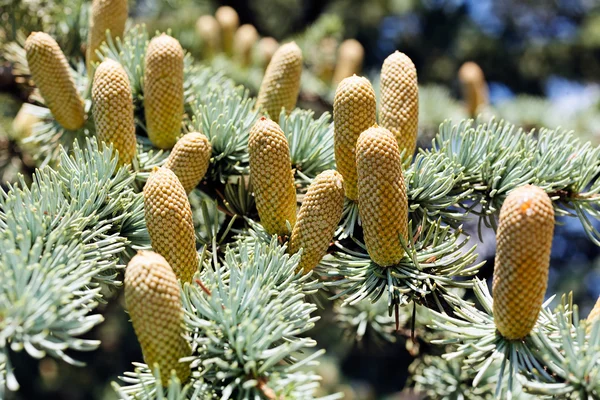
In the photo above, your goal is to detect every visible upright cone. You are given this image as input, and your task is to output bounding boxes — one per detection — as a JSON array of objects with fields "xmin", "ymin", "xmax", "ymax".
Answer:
[
  {"xmin": 493, "ymin": 185, "xmax": 554, "ymax": 340},
  {"xmin": 25, "ymin": 32, "xmax": 86, "ymax": 131},
  {"xmin": 143, "ymin": 167, "xmax": 198, "ymax": 283},
  {"xmin": 356, "ymin": 125, "xmax": 408, "ymax": 267},
  {"xmin": 196, "ymin": 15, "xmax": 221, "ymax": 59},
  {"xmin": 87, "ymin": 0, "xmax": 128, "ymax": 73},
  {"xmin": 333, "ymin": 75, "xmax": 377, "ymax": 200},
  {"xmin": 379, "ymin": 51, "xmax": 419, "ymax": 158},
  {"xmin": 256, "ymin": 42, "xmax": 303, "ymax": 118},
  {"xmin": 144, "ymin": 34, "xmax": 184, "ymax": 149},
  {"xmin": 289, "ymin": 170, "xmax": 345, "ymax": 273},
  {"xmin": 233, "ymin": 24, "xmax": 259, "ymax": 67},
  {"xmin": 332, "ymin": 39, "xmax": 364, "ymax": 85},
  {"xmin": 215, "ymin": 6, "xmax": 239, "ymax": 56},
  {"xmin": 458, "ymin": 61, "xmax": 488, "ymax": 117},
  {"xmin": 248, "ymin": 117, "xmax": 297, "ymax": 236},
  {"xmin": 92, "ymin": 59, "xmax": 137, "ymax": 166},
  {"xmin": 124, "ymin": 251, "xmax": 191, "ymax": 386},
  {"xmin": 164, "ymin": 132, "xmax": 212, "ymax": 193},
  {"xmin": 257, "ymin": 37, "xmax": 279, "ymax": 68}
]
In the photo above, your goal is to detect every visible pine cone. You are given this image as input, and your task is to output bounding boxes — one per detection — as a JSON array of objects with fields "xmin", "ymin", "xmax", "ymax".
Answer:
[
  {"xmin": 356, "ymin": 125, "xmax": 408, "ymax": 267},
  {"xmin": 256, "ymin": 42, "xmax": 302, "ymax": 118},
  {"xmin": 233, "ymin": 24, "xmax": 259, "ymax": 67},
  {"xmin": 24, "ymin": 32, "xmax": 86, "ymax": 131},
  {"xmin": 332, "ymin": 39, "xmax": 364, "ymax": 85},
  {"xmin": 92, "ymin": 59, "xmax": 137, "ymax": 166},
  {"xmin": 458, "ymin": 61, "xmax": 489, "ymax": 117},
  {"xmin": 143, "ymin": 167, "xmax": 198, "ymax": 283},
  {"xmin": 87, "ymin": 0, "xmax": 128, "ymax": 73},
  {"xmin": 257, "ymin": 37, "xmax": 279, "ymax": 68},
  {"xmin": 289, "ymin": 170, "xmax": 345, "ymax": 273},
  {"xmin": 492, "ymin": 185, "xmax": 554, "ymax": 340},
  {"xmin": 164, "ymin": 132, "xmax": 212, "ymax": 194},
  {"xmin": 144, "ymin": 34, "xmax": 184, "ymax": 149},
  {"xmin": 215, "ymin": 6, "xmax": 239, "ymax": 56},
  {"xmin": 379, "ymin": 51, "xmax": 419, "ymax": 158},
  {"xmin": 124, "ymin": 251, "xmax": 191, "ymax": 386},
  {"xmin": 196, "ymin": 15, "xmax": 221, "ymax": 60},
  {"xmin": 333, "ymin": 75, "xmax": 376, "ymax": 200},
  {"xmin": 248, "ymin": 117, "xmax": 297, "ymax": 236}
]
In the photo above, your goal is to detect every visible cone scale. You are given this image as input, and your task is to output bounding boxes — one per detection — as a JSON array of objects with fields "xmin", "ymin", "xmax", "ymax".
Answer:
[{"xmin": 492, "ymin": 185, "xmax": 554, "ymax": 340}]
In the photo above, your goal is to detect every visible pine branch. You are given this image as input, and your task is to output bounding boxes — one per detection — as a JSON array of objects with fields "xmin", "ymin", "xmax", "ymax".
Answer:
[{"xmin": 0, "ymin": 138, "xmax": 147, "ymax": 391}]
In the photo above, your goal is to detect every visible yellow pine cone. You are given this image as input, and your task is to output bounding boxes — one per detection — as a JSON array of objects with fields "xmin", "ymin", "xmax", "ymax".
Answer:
[
  {"xmin": 333, "ymin": 75, "xmax": 377, "ymax": 200},
  {"xmin": 248, "ymin": 117, "xmax": 297, "ymax": 236},
  {"xmin": 289, "ymin": 170, "xmax": 345, "ymax": 273},
  {"xmin": 87, "ymin": 0, "xmax": 128, "ymax": 73},
  {"xmin": 92, "ymin": 59, "xmax": 137, "ymax": 166},
  {"xmin": 144, "ymin": 167, "xmax": 198, "ymax": 283},
  {"xmin": 196, "ymin": 15, "xmax": 221, "ymax": 59},
  {"xmin": 164, "ymin": 132, "xmax": 212, "ymax": 193},
  {"xmin": 356, "ymin": 125, "xmax": 408, "ymax": 267},
  {"xmin": 24, "ymin": 32, "xmax": 86, "ymax": 131},
  {"xmin": 233, "ymin": 24, "xmax": 259, "ymax": 67},
  {"xmin": 332, "ymin": 39, "xmax": 364, "ymax": 85},
  {"xmin": 379, "ymin": 51, "xmax": 419, "ymax": 158},
  {"xmin": 124, "ymin": 250, "xmax": 191, "ymax": 386},
  {"xmin": 588, "ymin": 296, "xmax": 600, "ymax": 329},
  {"xmin": 257, "ymin": 37, "xmax": 279, "ymax": 68},
  {"xmin": 458, "ymin": 61, "xmax": 489, "ymax": 117},
  {"xmin": 256, "ymin": 42, "xmax": 303, "ymax": 118},
  {"xmin": 215, "ymin": 6, "xmax": 239, "ymax": 56},
  {"xmin": 315, "ymin": 37, "xmax": 337, "ymax": 83},
  {"xmin": 144, "ymin": 34, "xmax": 184, "ymax": 149},
  {"xmin": 492, "ymin": 185, "xmax": 554, "ymax": 340}
]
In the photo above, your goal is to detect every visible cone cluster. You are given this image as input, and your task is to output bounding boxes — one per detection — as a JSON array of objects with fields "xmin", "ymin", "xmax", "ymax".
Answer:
[
  {"xmin": 124, "ymin": 251, "xmax": 191, "ymax": 386},
  {"xmin": 380, "ymin": 51, "xmax": 419, "ymax": 157},
  {"xmin": 144, "ymin": 34, "xmax": 184, "ymax": 150},
  {"xmin": 164, "ymin": 132, "xmax": 212, "ymax": 194},
  {"xmin": 289, "ymin": 170, "xmax": 345, "ymax": 273},
  {"xmin": 92, "ymin": 59, "xmax": 137, "ymax": 166},
  {"xmin": 356, "ymin": 126, "xmax": 408, "ymax": 267},
  {"xmin": 143, "ymin": 167, "xmax": 198, "ymax": 283},
  {"xmin": 248, "ymin": 117, "xmax": 297, "ymax": 236},
  {"xmin": 333, "ymin": 75, "xmax": 377, "ymax": 200},
  {"xmin": 25, "ymin": 32, "xmax": 86, "ymax": 131},
  {"xmin": 492, "ymin": 185, "xmax": 554, "ymax": 340},
  {"xmin": 87, "ymin": 0, "xmax": 128, "ymax": 73},
  {"xmin": 256, "ymin": 42, "xmax": 303, "ymax": 118}
]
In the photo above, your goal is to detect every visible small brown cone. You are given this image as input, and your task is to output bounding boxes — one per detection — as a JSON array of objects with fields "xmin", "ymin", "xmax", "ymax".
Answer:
[
  {"xmin": 87, "ymin": 0, "xmax": 128, "ymax": 74},
  {"xmin": 164, "ymin": 132, "xmax": 212, "ymax": 194},
  {"xmin": 332, "ymin": 39, "xmax": 364, "ymax": 85},
  {"xmin": 333, "ymin": 75, "xmax": 377, "ymax": 200},
  {"xmin": 143, "ymin": 167, "xmax": 198, "ymax": 283},
  {"xmin": 248, "ymin": 117, "xmax": 297, "ymax": 236},
  {"xmin": 233, "ymin": 24, "xmax": 259, "ymax": 67},
  {"xmin": 92, "ymin": 59, "xmax": 137, "ymax": 166},
  {"xmin": 379, "ymin": 51, "xmax": 419, "ymax": 158},
  {"xmin": 492, "ymin": 185, "xmax": 554, "ymax": 340},
  {"xmin": 356, "ymin": 125, "xmax": 408, "ymax": 267},
  {"xmin": 144, "ymin": 34, "xmax": 184, "ymax": 149},
  {"xmin": 257, "ymin": 37, "xmax": 279, "ymax": 68},
  {"xmin": 215, "ymin": 6, "xmax": 239, "ymax": 56},
  {"xmin": 289, "ymin": 170, "xmax": 345, "ymax": 273},
  {"xmin": 124, "ymin": 251, "xmax": 191, "ymax": 386},
  {"xmin": 256, "ymin": 42, "xmax": 303, "ymax": 118},
  {"xmin": 458, "ymin": 61, "xmax": 489, "ymax": 117},
  {"xmin": 24, "ymin": 32, "xmax": 86, "ymax": 131},
  {"xmin": 196, "ymin": 15, "xmax": 221, "ymax": 59}
]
